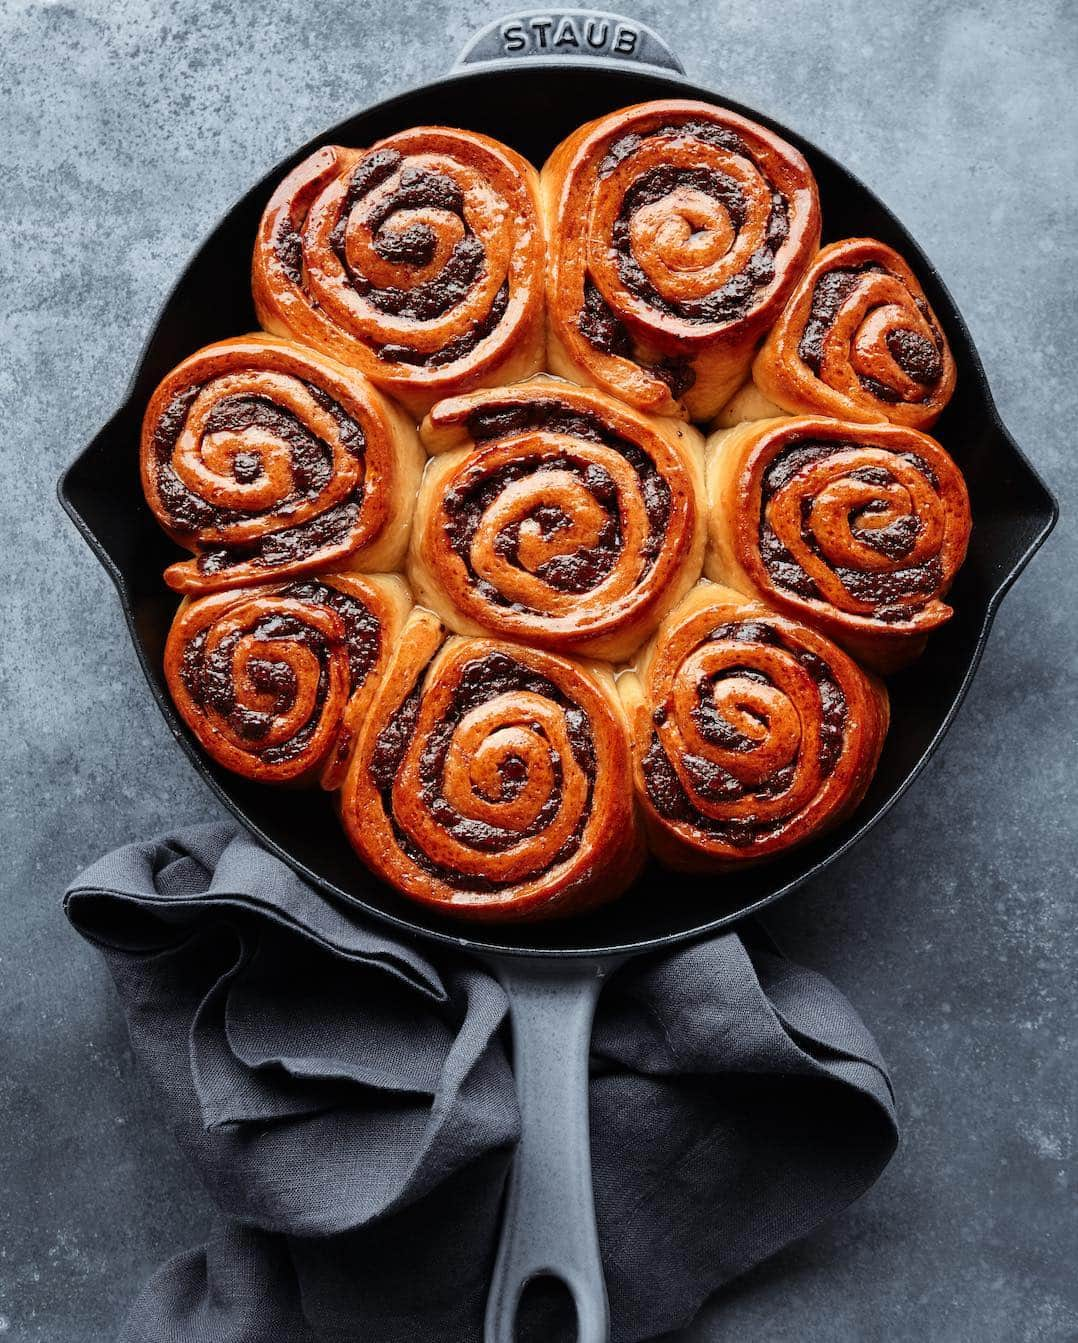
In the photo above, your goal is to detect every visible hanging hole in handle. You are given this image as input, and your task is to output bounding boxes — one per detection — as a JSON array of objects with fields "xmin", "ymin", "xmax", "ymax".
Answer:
[{"xmin": 515, "ymin": 1273, "xmax": 579, "ymax": 1342}]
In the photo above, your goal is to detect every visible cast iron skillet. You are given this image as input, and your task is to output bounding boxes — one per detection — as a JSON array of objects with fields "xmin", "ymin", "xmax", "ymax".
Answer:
[{"xmin": 59, "ymin": 11, "xmax": 1057, "ymax": 1340}]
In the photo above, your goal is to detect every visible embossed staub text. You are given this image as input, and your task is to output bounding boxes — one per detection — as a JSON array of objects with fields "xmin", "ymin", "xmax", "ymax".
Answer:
[{"xmin": 499, "ymin": 15, "xmax": 640, "ymax": 58}]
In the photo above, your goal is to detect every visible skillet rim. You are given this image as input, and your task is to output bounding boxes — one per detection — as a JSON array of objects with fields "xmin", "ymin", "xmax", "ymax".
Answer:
[{"xmin": 57, "ymin": 61, "xmax": 1059, "ymax": 959}]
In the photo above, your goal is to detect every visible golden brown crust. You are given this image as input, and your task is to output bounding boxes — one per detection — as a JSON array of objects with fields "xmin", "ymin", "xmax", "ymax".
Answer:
[
  {"xmin": 141, "ymin": 334, "xmax": 423, "ymax": 593},
  {"xmin": 137, "ymin": 111, "xmax": 974, "ymax": 921},
  {"xmin": 751, "ymin": 237, "xmax": 957, "ymax": 429},
  {"xmin": 703, "ymin": 416, "xmax": 971, "ymax": 672},
  {"xmin": 541, "ymin": 100, "xmax": 821, "ymax": 421},
  {"xmin": 340, "ymin": 610, "xmax": 645, "ymax": 921},
  {"xmin": 408, "ymin": 377, "xmax": 706, "ymax": 661},
  {"xmin": 164, "ymin": 573, "xmax": 411, "ymax": 787},
  {"xmin": 251, "ymin": 130, "xmax": 546, "ymax": 417},
  {"xmin": 618, "ymin": 582, "xmax": 889, "ymax": 870}
]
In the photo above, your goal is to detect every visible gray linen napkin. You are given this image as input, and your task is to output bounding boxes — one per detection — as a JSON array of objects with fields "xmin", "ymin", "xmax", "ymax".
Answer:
[{"xmin": 65, "ymin": 823, "xmax": 897, "ymax": 1343}]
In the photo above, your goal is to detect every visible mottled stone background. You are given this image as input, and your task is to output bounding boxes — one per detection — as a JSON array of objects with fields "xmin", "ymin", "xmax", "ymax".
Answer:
[{"xmin": 0, "ymin": 0, "xmax": 1074, "ymax": 1338}]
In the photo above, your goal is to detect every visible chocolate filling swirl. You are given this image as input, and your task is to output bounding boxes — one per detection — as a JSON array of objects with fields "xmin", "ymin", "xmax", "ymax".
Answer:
[
  {"xmin": 276, "ymin": 147, "xmax": 511, "ymax": 370},
  {"xmin": 579, "ymin": 119, "xmax": 792, "ymax": 378},
  {"xmin": 438, "ymin": 400, "xmax": 672, "ymax": 609},
  {"xmin": 152, "ymin": 381, "xmax": 366, "ymax": 578},
  {"xmin": 641, "ymin": 619, "xmax": 848, "ymax": 847},
  {"xmin": 179, "ymin": 610, "xmax": 332, "ymax": 766},
  {"xmin": 797, "ymin": 264, "xmax": 946, "ymax": 405},
  {"xmin": 278, "ymin": 580, "xmax": 382, "ymax": 689},
  {"xmin": 757, "ymin": 437, "xmax": 945, "ymax": 620},
  {"xmin": 178, "ymin": 582, "xmax": 380, "ymax": 766},
  {"xmin": 367, "ymin": 649, "xmax": 598, "ymax": 891}
]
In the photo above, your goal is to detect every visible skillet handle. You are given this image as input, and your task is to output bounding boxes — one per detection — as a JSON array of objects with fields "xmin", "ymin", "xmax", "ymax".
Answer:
[
  {"xmin": 452, "ymin": 10, "xmax": 684, "ymax": 75},
  {"xmin": 482, "ymin": 953, "xmax": 624, "ymax": 1343}
]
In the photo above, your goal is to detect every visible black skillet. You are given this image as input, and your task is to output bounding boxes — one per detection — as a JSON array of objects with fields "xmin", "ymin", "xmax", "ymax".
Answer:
[{"xmin": 59, "ymin": 10, "xmax": 1057, "ymax": 1340}]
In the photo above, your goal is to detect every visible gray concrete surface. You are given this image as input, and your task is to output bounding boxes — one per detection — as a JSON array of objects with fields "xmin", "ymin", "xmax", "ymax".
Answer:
[{"xmin": 0, "ymin": 0, "xmax": 1074, "ymax": 1339}]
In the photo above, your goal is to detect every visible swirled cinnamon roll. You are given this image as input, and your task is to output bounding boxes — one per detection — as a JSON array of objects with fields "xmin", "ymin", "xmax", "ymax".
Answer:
[
  {"xmin": 408, "ymin": 379, "xmax": 706, "ymax": 661},
  {"xmin": 252, "ymin": 129, "xmax": 546, "ymax": 416},
  {"xmin": 541, "ymin": 100, "xmax": 821, "ymax": 421},
  {"xmin": 704, "ymin": 417, "xmax": 971, "ymax": 672},
  {"xmin": 141, "ymin": 335, "xmax": 423, "ymax": 593},
  {"xmin": 165, "ymin": 573, "xmax": 411, "ymax": 786},
  {"xmin": 341, "ymin": 610, "xmax": 645, "ymax": 920},
  {"xmin": 619, "ymin": 583, "xmax": 889, "ymax": 869},
  {"xmin": 727, "ymin": 238, "xmax": 956, "ymax": 429}
]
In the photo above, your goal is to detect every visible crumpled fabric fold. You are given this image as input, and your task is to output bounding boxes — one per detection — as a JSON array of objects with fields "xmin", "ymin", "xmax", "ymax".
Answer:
[{"xmin": 66, "ymin": 824, "xmax": 897, "ymax": 1343}]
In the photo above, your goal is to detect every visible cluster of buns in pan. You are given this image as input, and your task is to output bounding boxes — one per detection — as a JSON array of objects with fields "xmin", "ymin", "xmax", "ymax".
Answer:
[{"xmin": 140, "ymin": 100, "xmax": 971, "ymax": 922}]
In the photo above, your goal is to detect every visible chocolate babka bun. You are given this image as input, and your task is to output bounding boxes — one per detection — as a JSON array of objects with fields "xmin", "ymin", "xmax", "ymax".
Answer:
[
  {"xmin": 409, "ymin": 378, "xmax": 706, "ymax": 661},
  {"xmin": 541, "ymin": 99, "xmax": 820, "ymax": 421},
  {"xmin": 340, "ymin": 610, "xmax": 645, "ymax": 920},
  {"xmin": 252, "ymin": 128, "xmax": 546, "ymax": 416},
  {"xmin": 704, "ymin": 415, "xmax": 971, "ymax": 671},
  {"xmin": 720, "ymin": 237, "xmax": 956, "ymax": 430},
  {"xmin": 619, "ymin": 582, "xmax": 889, "ymax": 869},
  {"xmin": 164, "ymin": 573, "xmax": 411, "ymax": 786},
  {"xmin": 141, "ymin": 335, "xmax": 422, "ymax": 593}
]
